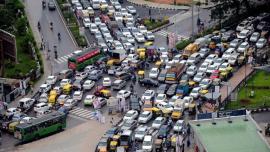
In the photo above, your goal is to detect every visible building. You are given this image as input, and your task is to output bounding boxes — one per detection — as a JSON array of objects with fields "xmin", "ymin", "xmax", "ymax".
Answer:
[{"xmin": 190, "ymin": 115, "xmax": 270, "ymax": 152}]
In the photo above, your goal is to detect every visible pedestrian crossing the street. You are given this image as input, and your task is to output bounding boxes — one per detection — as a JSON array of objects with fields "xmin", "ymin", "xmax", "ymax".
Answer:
[
  {"xmin": 69, "ymin": 107, "xmax": 96, "ymax": 120},
  {"xmin": 54, "ymin": 53, "xmax": 73, "ymax": 64},
  {"xmin": 155, "ymin": 30, "xmax": 189, "ymax": 40}
]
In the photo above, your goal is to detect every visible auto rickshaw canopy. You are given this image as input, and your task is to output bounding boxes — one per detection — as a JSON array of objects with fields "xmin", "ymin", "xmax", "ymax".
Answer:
[{"xmin": 144, "ymin": 41, "xmax": 153, "ymax": 46}]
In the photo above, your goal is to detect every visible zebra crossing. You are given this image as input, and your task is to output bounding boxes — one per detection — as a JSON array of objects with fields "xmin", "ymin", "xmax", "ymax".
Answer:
[
  {"xmin": 69, "ymin": 107, "xmax": 96, "ymax": 120},
  {"xmin": 54, "ymin": 53, "xmax": 73, "ymax": 64},
  {"xmin": 155, "ymin": 30, "xmax": 189, "ymax": 40}
]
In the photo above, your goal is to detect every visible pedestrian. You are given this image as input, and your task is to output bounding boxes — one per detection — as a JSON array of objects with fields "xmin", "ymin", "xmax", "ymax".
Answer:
[
  {"xmin": 3, "ymin": 101, "xmax": 8, "ymax": 110},
  {"xmin": 166, "ymin": 34, "xmax": 169, "ymax": 45},
  {"xmin": 110, "ymin": 117, "xmax": 114, "ymax": 126},
  {"xmin": 187, "ymin": 139, "xmax": 190, "ymax": 148},
  {"xmin": 130, "ymin": 84, "xmax": 134, "ymax": 93},
  {"xmin": 30, "ymin": 85, "xmax": 34, "ymax": 95},
  {"xmin": 182, "ymin": 143, "xmax": 185, "ymax": 152}
]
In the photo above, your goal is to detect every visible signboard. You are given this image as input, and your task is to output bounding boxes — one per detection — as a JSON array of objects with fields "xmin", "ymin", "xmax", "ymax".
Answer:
[{"xmin": 76, "ymin": 50, "xmax": 100, "ymax": 63}]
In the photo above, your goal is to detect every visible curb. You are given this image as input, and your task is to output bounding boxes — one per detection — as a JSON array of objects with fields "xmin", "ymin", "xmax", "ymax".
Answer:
[
  {"xmin": 151, "ymin": 22, "xmax": 174, "ymax": 33},
  {"xmin": 250, "ymin": 108, "xmax": 270, "ymax": 113},
  {"xmin": 127, "ymin": 0, "xmax": 190, "ymax": 11}
]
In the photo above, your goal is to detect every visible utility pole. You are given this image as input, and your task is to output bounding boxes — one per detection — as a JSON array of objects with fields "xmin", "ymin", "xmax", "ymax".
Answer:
[{"xmin": 191, "ymin": 1, "xmax": 194, "ymax": 40}]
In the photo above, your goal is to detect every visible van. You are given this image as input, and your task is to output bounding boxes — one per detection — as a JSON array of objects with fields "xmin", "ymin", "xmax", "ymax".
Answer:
[
  {"xmin": 59, "ymin": 69, "xmax": 73, "ymax": 80},
  {"xmin": 112, "ymin": 80, "xmax": 126, "ymax": 90},
  {"xmin": 17, "ymin": 98, "xmax": 35, "ymax": 112}
]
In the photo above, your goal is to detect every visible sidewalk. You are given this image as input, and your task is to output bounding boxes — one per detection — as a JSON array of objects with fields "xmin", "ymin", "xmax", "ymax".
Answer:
[
  {"xmin": 127, "ymin": 0, "xmax": 190, "ymax": 10},
  {"xmin": 203, "ymin": 65, "xmax": 254, "ymax": 112}
]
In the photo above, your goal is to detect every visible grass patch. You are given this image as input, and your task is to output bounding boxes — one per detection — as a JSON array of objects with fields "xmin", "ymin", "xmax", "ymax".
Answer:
[
  {"xmin": 226, "ymin": 71, "xmax": 270, "ymax": 110},
  {"xmin": 143, "ymin": 18, "xmax": 169, "ymax": 30},
  {"xmin": 175, "ymin": 39, "xmax": 193, "ymax": 50}
]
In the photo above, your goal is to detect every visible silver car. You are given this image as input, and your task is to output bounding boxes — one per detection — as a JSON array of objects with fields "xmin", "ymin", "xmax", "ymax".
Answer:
[{"xmin": 134, "ymin": 126, "xmax": 148, "ymax": 141}]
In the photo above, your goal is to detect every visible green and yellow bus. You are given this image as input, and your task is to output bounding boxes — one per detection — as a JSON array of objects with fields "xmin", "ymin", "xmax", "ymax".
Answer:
[{"xmin": 14, "ymin": 112, "xmax": 66, "ymax": 142}]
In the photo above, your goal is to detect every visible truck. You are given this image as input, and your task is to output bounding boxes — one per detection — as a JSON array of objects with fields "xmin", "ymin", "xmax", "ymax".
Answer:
[
  {"xmin": 176, "ymin": 82, "xmax": 190, "ymax": 97},
  {"xmin": 165, "ymin": 63, "xmax": 186, "ymax": 84},
  {"xmin": 68, "ymin": 48, "xmax": 103, "ymax": 71},
  {"xmin": 17, "ymin": 98, "xmax": 36, "ymax": 112},
  {"xmin": 182, "ymin": 43, "xmax": 199, "ymax": 59},
  {"xmin": 107, "ymin": 49, "xmax": 127, "ymax": 66}
]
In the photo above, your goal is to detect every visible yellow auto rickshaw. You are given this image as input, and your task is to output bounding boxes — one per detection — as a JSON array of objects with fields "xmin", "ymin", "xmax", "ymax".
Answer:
[
  {"xmin": 138, "ymin": 70, "xmax": 145, "ymax": 80},
  {"xmin": 110, "ymin": 135, "xmax": 120, "ymax": 151},
  {"xmin": 9, "ymin": 121, "xmax": 19, "ymax": 133},
  {"xmin": 155, "ymin": 61, "xmax": 162, "ymax": 68},
  {"xmin": 152, "ymin": 107, "xmax": 162, "ymax": 118},
  {"xmin": 199, "ymin": 89, "xmax": 209, "ymax": 95},
  {"xmin": 100, "ymin": 89, "xmax": 111, "ymax": 99},
  {"xmin": 63, "ymin": 83, "xmax": 72, "ymax": 95},
  {"xmin": 107, "ymin": 59, "xmax": 115, "ymax": 66},
  {"xmin": 144, "ymin": 41, "xmax": 153, "ymax": 46},
  {"xmin": 188, "ymin": 80, "xmax": 196, "ymax": 88},
  {"xmin": 49, "ymin": 90, "xmax": 57, "ymax": 105}
]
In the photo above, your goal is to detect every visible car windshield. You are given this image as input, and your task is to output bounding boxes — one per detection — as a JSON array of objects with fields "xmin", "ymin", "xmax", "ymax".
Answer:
[
  {"xmin": 144, "ymin": 92, "xmax": 151, "ymax": 96},
  {"xmin": 206, "ymin": 56, "xmax": 214, "ymax": 60},
  {"xmin": 123, "ymin": 122, "xmax": 133, "ymax": 127},
  {"xmin": 191, "ymin": 89, "xmax": 198, "ymax": 93},
  {"xmin": 140, "ymin": 113, "xmax": 149, "ymax": 118},
  {"xmin": 220, "ymin": 64, "xmax": 227, "ymax": 68},
  {"xmin": 136, "ymin": 130, "xmax": 145, "ymax": 135},
  {"xmin": 85, "ymin": 96, "xmax": 93, "ymax": 100},
  {"xmin": 239, "ymin": 32, "xmax": 246, "ymax": 37},
  {"xmin": 209, "ymin": 66, "xmax": 216, "ymax": 70},
  {"xmin": 164, "ymin": 104, "xmax": 171, "ymax": 108},
  {"xmin": 189, "ymin": 56, "xmax": 195, "ymax": 60},
  {"xmin": 125, "ymin": 112, "xmax": 134, "ymax": 117},
  {"xmin": 196, "ymin": 74, "xmax": 203, "ymax": 78},
  {"xmin": 143, "ymin": 141, "xmax": 152, "ymax": 146},
  {"xmin": 156, "ymin": 96, "xmax": 164, "ymax": 100},
  {"xmin": 201, "ymin": 64, "xmax": 207, "ymax": 68},
  {"xmin": 154, "ymin": 119, "xmax": 161, "ymax": 124},
  {"xmin": 201, "ymin": 80, "xmax": 209, "ymax": 85},
  {"xmin": 99, "ymin": 141, "xmax": 107, "ymax": 146},
  {"xmin": 258, "ymin": 39, "xmax": 265, "ymax": 43},
  {"xmin": 187, "ymin": 68, "xmax": 193, "ymax": 72}
]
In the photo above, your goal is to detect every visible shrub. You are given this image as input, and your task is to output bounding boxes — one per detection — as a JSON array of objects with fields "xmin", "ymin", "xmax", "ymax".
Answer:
[{"xmin": 176, "ymin": 39, "xmax": 193, "ymax": 50}]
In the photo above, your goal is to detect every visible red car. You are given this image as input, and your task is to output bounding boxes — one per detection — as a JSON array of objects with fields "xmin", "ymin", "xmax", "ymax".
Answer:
[{"xmin": 210, "ymin": 70, "xmax": 220, "ymax": 80}]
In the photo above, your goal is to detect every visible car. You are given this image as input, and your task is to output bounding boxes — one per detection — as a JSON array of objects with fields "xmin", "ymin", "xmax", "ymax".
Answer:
[
  {"xmin": 172, "ymin": 54, "xmax": 182, "ymax": 64},
  {"xmin": 126, "ymin": 54, "xmax": 139, "ymax": 61},
  {"xmin": 20, "ymin": 116, "xmax": 35, "ymax": 124},
  {"xmin": 157, "ymin": 125, "xmax": 171, "ymax": 139},
  {"xmin": 123, "ymin": 13, "xmax": 134, "ymax": 23},
  {"xmin": 193, "ymin": 72, "xmax": 206, "ymax": 83},
  {"xmin": 83, "ymin": 18, "xmax": 91, "ymax": 28},
  {"xmin": 198, "ymin": 48, "xmax": 210, "ymax": 58},
  {"xmin": 186, "ymin": 65, "xmax": 197, "ymax": 76},
  {"xmin": 117, "ymin": 73, "xmax": 132, "ymax": 81},
  {"xmin": 249, "ymin": 32, "xmax": 260, "ymax": 42},
  {"xmin": 123, "ymin": 110, "xmax": 139, "ymax": 121},
  {"xmin": 152, "ymin": 117, "xmax": 166, "ymax": 129},
  {"xmin": 228, "ymin": 53, "xmax": 240, "ymax": 66},
  {"xmin": 173, "ymin": 120, "xmax": 184, "ymax": 132},
  {"xmin": 39, "ymin": 93, "xmax": 48, "ymax": 103},
  {"xmin": 157, "ymin": 102, "xmax": 173, "ymax": 113},
  {"xmin": 46, "ymin": 75, "xmax": 57, "ymax": 85},
  {"xmin": 142, "ymin": 90, "xmax": 155, "ymax": 101},
  {"xmin": 219, "ymin": 62, "xmax": 232, "ymax": 72},
  {"xmin": 222, "ymin": 48, "xmax": 236, "ymax": 61},
  {"xmin": 48, "ymin": 0, "xmax": 56, "ymax": 10},
  {"xmin": 229, "ymin": 38, "xmax": 243, "ymax": 48},
  {"xmin": 139, "ymin": 78, "xmax": 159, "ymax": 87},
  {"xmin": 257, "ymin": 21, "xmax": 269, "ymax": 31},
  {"xmin": 156, "ymin": 84, "xmax": 169, "ymax": 94},
  {"xmin": 237, "ymin": 42, "xmax": 249, "ymax": 53},
  {"xmin": 142, "ymin": 136, "xmax": 153, "ymax": 152},
  {"xmin": 74, "ymin": 2, "xmax": 83, "ymax": 10},
  {"xmin": 179, "ymin": 74, "xmax": 190, "ymax": 84},
  {"xmin": 222, "ymin": 30, "xmax": 236, "ymax": 42},
  {"xmin": 121, "ymin": 120, "xmax": 137, "ymax": 131},
  {"xmin": 138, "ymin": 111, "xmax": 153, "ymax": 124},
  {"xmin": 198, "ymin": 62, "xmax": 210, "ymax": 73},
  {"xmin": 213, "ymin": 58, "xmax": 225, "ymax": 67},
  {"xmin": 205, "ymin": 54, "xmax": 218, "ymax": 64},
  {"xmin": 145, "ymin": 31, "xmax": 155, "ymax": 41},
  {"xmin": 39, "ymin": 83, "xmax": 51, "ymax": 93},
  {"xmin": 84, "ymin": 95, "xmax": 96, "ymax": 106},
  {"xmin": 256, "ymin": 38, "xmax": 267, "ymax": 49},
  {"xmin": 236, "ymin": 20, "xmax": 250, "ymax": 31},
  {"xmin": 96, "ymin": 136, "xmax": 110, "ymax": 152},
  {"xmin": 114, "ymin": 2, "xmax": 122, "ymax": 10},
  {"xmin": 117, "ymin": 90, "xmax": 131, "ymax": 98},
  {"xmin": 168, "ymin": 95, "xmax": 181, "ymax": 106},
  {"xmin": 149, "ymin": 68, "xmax": 160, "ymax": 79},
  {"xmin": 88, "ymin": 70, "xmax": 103, "ymax": 81},
  {"xmin": 199, "ymin": 78, "xmax": 212, "ymax": 89},
  {"xmin": 60, "ymin": 79, "xmax": 71, "ymax": 87},
  {"xmin": 237, "ymin": 29, "xmax": 251, "ymax": 39},
  {"xmin": 155, "ymin": 94, "xmax": 167, "ymax": 104},
  {"xmin": 63, "ymin": 99, "xmax": 77, "ymax": 110},
  {"xmin": 95, "ymin": 97, "xmax": 107, "ymax": 108},
  {"xmin": 52, "ymin": 86, "xmax": 62, "ymax": 95},
  {"xmin": 190, "ymin": 87, "xmax": 202, "ymax": 98},
  {"xmin": 186, "ymin": 53, "xmax": 201, "ymax": 65},
  {"xmin": 105, "ymin": 127, "xmax": 119, "ymax": 138},
  {"xmin": 73, "ymin": 79, "xmax": 83, "ymax": 90},
  {"xmin": 138, "ymin": 26, "xmax": 147, "ymax": 34},
  {"xmin": 126, "ymin": 5, "xmax": 136, "ymax": 14},
  {"xmin": 160, "ymin": 54, "xmax": 169, "ymax": 63},
  {"xmin": 94, "ymin": 17, "xmax": 102, "ymax": 26},
  {"xmin": 135, "ymin": 126, "xmax": 148, "ymax": 141},
  {"xmin": 73, "ymin": 91, "xmax": 83, "ymax": 101},
  {"xmin": 126, "ymin": 34, "xmax": 135, "ymax": 44},
  {"xmin": 57, "ymin": 95, "xmax": 70, "ymax": 104},
  {"xmin": 112, "ymin": 80, "xmax": 127, "ymax": 90},
  {"xmin": 158, "ymin": 69, "xmax": 168, "ymax": 82},
  {"xmin": 206, "ymin": 64, "xmax": 218, "ymax": 75},
  {"xmin": 166, "ymin": 84, "xmax": 178, "ymax": 97},
  {"xmin": 102, "ymin": 77, "xmax": 112, "ymax": 87},
  {"xmin": 134, "ymin": 33, "xmax": 146, "ymax": 43},
  {"xmin": 34, "ymin": 103, "xmax": 51, "ymax": 113},
  {"xmin": 82, "ymin": 80, "xmax": 95, "ymax": 90},
  {"xmin": 114, "ymin": 12, "xmax": 122, "ymax": 22},
  {"xmin": 90, "ymin": 23, "xmax": 99, "ymax": 34},
  {"xmin": 5, "ymin": 108, "xmax": 21, "ymax": 117}
]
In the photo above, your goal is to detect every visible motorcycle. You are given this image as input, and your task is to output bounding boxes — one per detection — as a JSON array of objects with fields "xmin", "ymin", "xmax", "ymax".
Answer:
[
  {"xmin": 38, "ymin": 22, "xmax": 41, "ymax": 31},
  {"xmin": 58, "ymin": 33, "xmax": 61, "ymax": 41},
  {"xmin": 50, "ymin": 22, "xmax": 53, "ymax": 30}
]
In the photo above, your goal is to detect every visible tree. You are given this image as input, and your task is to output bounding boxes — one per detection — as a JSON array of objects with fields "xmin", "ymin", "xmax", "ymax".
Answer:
[
  {"xmin": 0, "ymin": 9, "xmax": 14, "ymax": 31},
  {"xmin": 16, "ymin": 17, "xmax": 27, "ymax": 36}
]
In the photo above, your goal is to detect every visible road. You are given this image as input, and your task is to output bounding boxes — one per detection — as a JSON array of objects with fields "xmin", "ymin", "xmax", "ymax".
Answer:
[{"xmin": 25, "ymin": 0, "xmax": 78, "ymax": 74}]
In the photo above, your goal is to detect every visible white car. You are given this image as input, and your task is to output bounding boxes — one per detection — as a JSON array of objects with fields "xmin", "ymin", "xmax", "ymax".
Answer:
[
  {"xmin": 155, "ymin": 94, "xmax": 167, "ymax": 103},
  {"xmin": 160, "ymin": 54, "xmax": 169, "ymax": 63},
  {"xmin": 5, "ymin": 108, "xmax": 21, "ymax": 117},
  {"xmin": 186, "ymin": 65, "xmax": 197, "ymax": 76},
  {"xmin": 124, "ymin": 13, "xmax": 134, "ymax": 22},
  {"xmin": 237, "ymin": 42, "xmax": 249, "ymax": 53},
  {"xmin": 138, "ymin": 25, "xmax": 147, "ymax": 34},
  {"xmin": 138, "ymin": 111, "xmax": 153, "ymax": 124},
  {"xmin": 236, "ymin": 20, "xmax": 250, "ymax": 31},
  {"xmin": 64, "ymin": 99, "xmax": 77, "ymax": 110},
  {"xmin": 145, "ymin": 31, "xmax": 155, "ymax": 41},
  {"xmin": 219, "ymin": 62, "xmax": 231, "ymax": 71},
  {"xmin": 94, "ymin": 17, "xmax": 101, "ymax": 26},
  {"xmin": 126, "ymin": 34, "xmax": 135, "ymax": 44},
  {"xmin": 199, "ymin": 78, "xmax": 212, "ymax": 89},
  {"xmin": 249, "ymin": 32, "xmax": 260, "ymax": 42},
  {"xmin": 75, "ymin": 72, "xmax": 88, "ymax": 80},
  {"xmin": 117, "ymin": 90, "xmax": 131, "ymax": 98},
  {"xmin": 156, "ymin": 102, "xmax": 173, "ymax": 113},
  {"xmin": 46, "ymin": 75, "xmax": 57, "ymax": 85},
  {"xmin": 142, "ymin": 136, "xmax": 153, "ymax": 152},
  {"xmin": 237, "ymin": 29, "xmax": 251, "ymax": 39},
  {"xmin": 84, "ymin": 95, "xmax": 96, "ymax": 106},
  {"xmin": 186, "ymin": 53, "xmax": 201, "ymax": 65},
  {"xmin": 206, "ymin": 64, "xmax": 218, "ymax": 75},
  {"xmin": 222, "ymin": 48, "xmax": 236, "ymax": 61},
  {"xmin": 39, "ymin": 93, "xmax": 48, "ymax": 103},
  {"xmin": 114, "ymin": 12, "xmax": 123, "ymax": 22},
  {"xmin": 142, "ymin": 90, "xmax": 155, "ymax": 101},
  {"xmin": 173, "ymin": 120, "xmax": 184, "ymax": 132},
  {"xmin": 90, "ymin": 23, "xmax": 99, "ymax": 34},
  {"xmin": 126, "ymin": 5, "xmax": 136, "ymax": 14},
  {"xmin": 73, "ymin": 91, "xmax": 83, "ymax": 101},
  {"xmin": 228, "ymin": 53, "xmax": 240, "ymax": 66},
  {"xmin": 152, "ymin": 117, "xmax": 166, "ymax": 129},
  {"xmin": 193, "ymin": 72, "xmax": 206, "ymax": 83},
  {"xmin": 57, "ymin": 95, "xmax": 70, "ymax": 104},
  {"xmin": 149, "ymin": 68, "xmax": 159, "ymax": 79},
  {"xmin": 135, "ymin": 33, "xmax": 146, "ymax": 43},
  {"xmin": 34, "ymin": 103, "xmax": 50, "ymax": 113},
  {"xmin": 135, "ymin": 126, "xmax": 148, "ymax": 141},
  {"xmin": 190, "ymin": 87, "xmax": 202, "ymax": 98},
  {"xmin": 39, "ymin": 83, "xmax": 51, "ymax": 93},
  {"xmin": 198, "ymin": 62, "xmax": 209, "ymax": 73},
  {"xmin": 168, "ymin": 95, "xmax": 181, "ymax": 106},
  {"xmin": 83, "ymin": 80, "xmax": 95, "ymax": 90},
  {"xmin": 123, "ymin": 110, "xmax": 139, "ymax": 121},
  {"xmin": 103, "ymin": 77, "xmax": 112, "ymax": 87},
  {"xmin": 83, "ymin": 18, "xmax": 91, "ymax": 28},
  {"xmin": 213, "ymin": 58, "xmax": 224, "ymax": 68},
  {"xmin": 205, "ymin": 54, "xmax": 218, "ymax": 64},
  {"xmin": 60, "ymin": 79, "xmax": 71, "ymax": 87},
  {"xmin": 256, "ymin": 38, "xmax": 267, "ymax": 49}
]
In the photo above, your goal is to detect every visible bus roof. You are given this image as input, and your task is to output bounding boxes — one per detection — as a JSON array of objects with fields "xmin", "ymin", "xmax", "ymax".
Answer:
[{"xmin": 16, "ymin": 111, "xmax": 65, "ymax": 129}]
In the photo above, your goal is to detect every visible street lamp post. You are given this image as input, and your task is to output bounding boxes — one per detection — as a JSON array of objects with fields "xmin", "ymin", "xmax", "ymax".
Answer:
[{"xmin": 191, "ymin": 1, "xmax": 194, "ymax": 40}]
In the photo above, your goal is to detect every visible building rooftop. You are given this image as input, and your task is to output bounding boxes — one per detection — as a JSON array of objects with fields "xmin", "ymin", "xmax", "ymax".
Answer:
[{"xmin": 191, "ymin": 116, "xmax": 270, "ymax": 152}]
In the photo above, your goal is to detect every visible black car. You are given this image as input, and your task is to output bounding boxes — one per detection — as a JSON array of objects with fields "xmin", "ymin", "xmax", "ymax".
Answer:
[
  {"xmin": 48, "ymin": 0, "xmax": 56, "ymax": 11},
  {"xmin": 118, "ymin": 73, "xmax": 132, "ymax": 81},
  {"xmin": 166, "ymin": 84, "xmax": 178, "ymax": 97},
  {"xmin": 156, "ymin": 84, "xmax": 169, "ymax": 94},
  {"xmin": 157, "ymin": 125, "xmax": 171, "ymax": 139},
  {"xmin": 139, "ymin": 78, "xmax": 159, "ymax": 87},
  {"xmin": 105, "ymin": 127, "xmax": 119, "ymax": 138}
]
